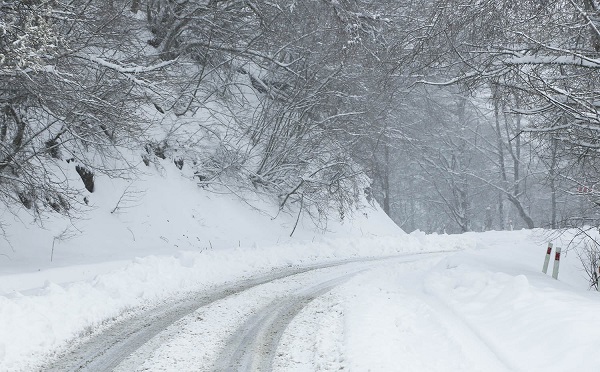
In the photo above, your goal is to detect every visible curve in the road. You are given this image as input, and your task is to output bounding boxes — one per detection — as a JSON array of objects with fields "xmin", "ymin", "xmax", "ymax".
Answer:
[
  {"xmin": 42, "ymin": 252, "xmax": 448, "ymax": 372},
  {"xmin": 42, "ymin": 255, "xmax": 427, "ymax": 372}
]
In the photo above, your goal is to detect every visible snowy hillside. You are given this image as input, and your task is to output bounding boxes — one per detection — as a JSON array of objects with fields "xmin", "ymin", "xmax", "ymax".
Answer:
[{"xmin": 0, "ymin": 156, "xmax": 400, "ymax": 287}]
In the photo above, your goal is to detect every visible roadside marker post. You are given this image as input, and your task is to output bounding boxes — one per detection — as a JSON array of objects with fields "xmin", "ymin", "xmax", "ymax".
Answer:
[
  {"xmin": 552, "ymin": 247, "xmax": 561, "ymax": 280},
  {"xmin": 542, "ymin": 242, "xmax": 553, "ymax": 274}
]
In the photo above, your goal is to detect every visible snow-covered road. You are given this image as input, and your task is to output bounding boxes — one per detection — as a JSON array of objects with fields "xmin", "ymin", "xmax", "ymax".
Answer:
[
  {"xmin": 43, "ymin": 254, "xmax": 443, "ymax": 371},
  {"xmin": 40, "ymin": 249, "xmax": 523, "ymax": 372}
]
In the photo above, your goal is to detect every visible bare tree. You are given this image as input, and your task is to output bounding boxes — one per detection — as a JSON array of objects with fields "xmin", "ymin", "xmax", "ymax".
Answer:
[{"xmin": 0, "ymin": 1, "xmax": 172, "ymax": 223}]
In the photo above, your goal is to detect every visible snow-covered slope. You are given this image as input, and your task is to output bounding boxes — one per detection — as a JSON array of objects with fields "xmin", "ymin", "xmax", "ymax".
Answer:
[{"xmin": 0, "ymin": 156, "xmax": 400, "ymax": 289}]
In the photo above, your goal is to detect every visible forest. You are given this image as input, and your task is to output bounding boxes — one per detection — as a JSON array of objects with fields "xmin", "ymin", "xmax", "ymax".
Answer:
[{"xmin": 2, "ymin": 0, "xmax": 600, "ymax": 234}]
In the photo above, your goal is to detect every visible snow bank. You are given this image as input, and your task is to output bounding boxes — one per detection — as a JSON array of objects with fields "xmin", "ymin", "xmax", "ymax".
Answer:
[
  {"xmin": 424, "ymin": 265, "xmax": 600, "ymax": 371},
  {"xmin": 341, "ymin": 265, "xmax": 509, "ymax": 372},
  {"xmin": 338, "ymin": 229, "xmax": 600, "ymax": 372},
  {"xmin": 419, "ymin": 230, "xmax": 600, "ymax": 371}
]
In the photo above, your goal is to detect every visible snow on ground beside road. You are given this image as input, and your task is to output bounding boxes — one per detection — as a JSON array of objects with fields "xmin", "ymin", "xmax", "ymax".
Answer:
[
  {"xmin": 332, "ymin": 229, "xmax": 600, "ymax": 372},
  {"xmin": 420, "ymin": 230, "xmax": 600, "ymax": 372},
  {"xmin": 340, "ymin": 265, "xmax": 509, "ymax": 372}
]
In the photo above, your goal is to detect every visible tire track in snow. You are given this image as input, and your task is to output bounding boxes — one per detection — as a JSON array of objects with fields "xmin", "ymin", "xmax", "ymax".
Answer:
[
  {"xmin": 211, "ymin": 274, "xmax": 356, "ymax": 371},
  {"xmin": 42, "ymin": 253, "xmax": 445, "ymax": 372}
]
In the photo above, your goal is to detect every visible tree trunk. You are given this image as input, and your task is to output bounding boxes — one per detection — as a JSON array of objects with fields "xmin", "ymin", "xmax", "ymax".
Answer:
[
  {"xmin": 493, "ymin": 90, "xmax": 508, "ymax": 229},
  {"xmin": 131, "ymin": 0, "xmax": 141, "ymax": 13},
  {"xmin": 584, "ymin": 0, "xmax": 600, "ymax": 51},
  {"xmin": 507, "ymin": 194, "xmax": 535, "ymax": 229},
  {"xmin": 382, "ymin": 143, "xmax": 391, "ymax": 216},
  {"xmin": 550, "ymin": 138, "xmax": 558, "ymax": 229},
  {"xmin": 493, "ymin": 88, "xmax": 534, "ymax": 229},
  {"xmin": 498, "ymin": 191, "xmax": 505, "ymax": 230}
]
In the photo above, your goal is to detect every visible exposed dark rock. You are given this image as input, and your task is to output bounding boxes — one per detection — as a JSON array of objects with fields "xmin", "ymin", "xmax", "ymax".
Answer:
[{"xmin": 75, "ymin": 165, "xmax": 95, "ymax": 193}]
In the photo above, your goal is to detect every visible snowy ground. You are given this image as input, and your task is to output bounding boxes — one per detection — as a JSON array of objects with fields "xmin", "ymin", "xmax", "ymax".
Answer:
[
  {"xmin": 2, "ymin": 162, "xmax": 600, "ymax": 371},
  {"xmin": 2, "ymin": 227, "xmax": 600, "ymax": 371}
]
